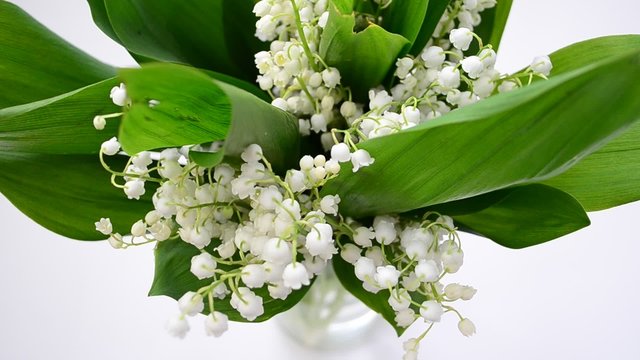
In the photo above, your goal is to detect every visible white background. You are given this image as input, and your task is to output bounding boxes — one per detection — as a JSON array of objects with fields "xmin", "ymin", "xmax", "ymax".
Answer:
[{"xmin": 2, "ymin": 1, "xmax": 640, "ymax": 359}]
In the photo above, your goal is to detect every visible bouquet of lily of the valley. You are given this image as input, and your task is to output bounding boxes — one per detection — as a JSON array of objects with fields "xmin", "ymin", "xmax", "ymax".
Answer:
[{"xmin": 2, "ymin": 0, "xmax": 640, "ymax": 357}]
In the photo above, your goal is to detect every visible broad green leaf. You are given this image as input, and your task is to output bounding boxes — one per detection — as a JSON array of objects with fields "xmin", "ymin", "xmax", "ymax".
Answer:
[
  {"xmin": 0, "ymin": 77, "xmax": 153, "ymax": 240},
  {"xmin": 86, "ymin": 0, "xmax": 120, "ymax": 42},
  {"xmin": 149, "ymin": 239, "xmax": 310, "ymax": 322},
  {"xmin": 118, "ymin": 64, "xmax": 299, "ymax": 172},
  {"xmin": 333, "ymin": 0, "xmax": 354, "ymax": 13},
  {"xmin": 215, "ymin": 81, "xmax": 300, "ymax": 173},
  {"xmin": 319, "ymin": 2, "xmax": 410, "ymax": 97},
  {"xmin": 409, "ymin": 0, "xmax": 452, "ymax": 55},
  {"xmin": 382, "ymin": 0, "xmax": 429, "ymax": 46},
  {"xmin": 118, "ymin": 65, "xmax": 232, "ymax": 155},
  {"xmin": 0, "ymin": 1, "xmax": 114, "ymax": 108},
  {"xmin": 323, "ymin": 49, "xmax": 640, "ymax": 217},
  {"xmin": 427, "ymin": 185, "xmax": 590, "ymax": 249},
  {"xmin": 537, "ymin": 35, "xmax": 640, "ymax": 211},
  {"xmin": 102, "ymin": 0, "xmax": 264, "ymax": 82},
  {"xmin": 548, "ymin": 35, "xmax": 640, "ymax": 77},
  {"xmin": 333, "ymin": 256, "xmax": 412, "ymax": 336},
  {"xmin": 468, "ymin": 0, "xmax": 513, "ymax": 54},
  {"xmin": 0, "ymin": 78, "xmax": 120, "ymax": 154},
  {"xmin": 543, "ymin": 122, "xmax": 640, "ymax": 211},
  {"xmin": 0, "ymin": 152, "xmax": 152, "ymax": 240},
  {"xmin": 189, "ymin": 150, "xmax": 225, "ymax": 169}
]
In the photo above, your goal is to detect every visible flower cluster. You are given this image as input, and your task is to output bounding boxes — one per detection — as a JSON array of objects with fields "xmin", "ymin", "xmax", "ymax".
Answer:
[
  {"xmin": 339, "ymin": 214, "xmax": 477, "ymax": 358},
  {"xmin": 95, "ymin": 128, "xmax": 353, "ymax": 337},
  {"xmin": 91, "ymin": 0, "xmax": 553, "ymax": 358}
]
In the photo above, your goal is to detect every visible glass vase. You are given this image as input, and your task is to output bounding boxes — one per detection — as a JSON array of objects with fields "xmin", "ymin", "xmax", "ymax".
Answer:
[{"xmin": 277, "ymin": 263, "xmax": 379, "ymax": 349}]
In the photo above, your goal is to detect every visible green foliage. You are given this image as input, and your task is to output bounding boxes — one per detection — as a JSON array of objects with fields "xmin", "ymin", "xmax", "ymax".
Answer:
[
  {"xmin": 319, "ymin": 2, "xmax": 410, "ymax": 97},
  {"xmin": 0, "ymin": 153, "xmax": 153, "ymax": 240},
  {"xmin": 0, "ymin": 1, "xmax": 114, "ymax": 108},
  {"xmin": 323, "ymin": 49, "xmax": 640, "ymax": 218},
  {"xmin": 118, "ymin": 64, "xmax": 300, "ymax": 172},
  {"xmin": 543, "ymin": 122, "xmax": 640, "ymax": 211},
  {"xmin": 381, "ymin": 0, "xmax": 430, "ymax": 45},
  {"xmin": 332, "ymin": 256, "xmax": 406, "ymax": 336},
  {"xmin": 118, "ymin": 64, "xmax": 232, "ymax": 155},
  {"xmin": 538, "ymin": 35, "xmax": 640, "ymax": 211},
  {"xmin": 0, "ymin": 78, "xmax": 154, "ymax": 239},
  {"xmin": 95, "ymin": 0, "xmax": 265, "ymax": 82},
  {"xmin": 149, "ymin": 239, "xmax": 311, "ymax": 322},
  {"xmin": 429, "ymin": 185, "xmax": 590, "ymax": 249},
  {"xmin": 409, "ymin": 0, "xmax": 452, "ymax": 55}
]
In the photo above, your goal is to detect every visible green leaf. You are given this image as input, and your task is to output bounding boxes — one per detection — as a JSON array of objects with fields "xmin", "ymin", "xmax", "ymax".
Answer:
[
  {"xmin": 118, "ymin": 64, "xmax": 299, "ymax": 172},
  {"xmin": 535, "ymin": 35, "xmax": 640, "ymax": 211},
  {"xmin": 333, "ymin": 0, "xmax": 355, "ymax": 13},
  {"xmin": 0, "ymin": 1, "xmax": 114, "ymax": 108},
  {"xmin": 86, "ymin": 0, "xmax": 120, "ymax": 42},
  {"xmin": 332, "ymin": 256, "xmax": 404, "ymax": 336},
  {"xmin": 543, "ymin": 122, "xmax": 640, "ymax": 211},
  {"xmin": 323, "ymin": 49, "xmax": 640, "ymax": 218},
  {"xmin": 0, "ymin": 79, "xmax": 153, "ymax": 240},
  {"xmin": 548, "ymin": 35, "xmax": 640, "ymax": 77},
  {"xmin": 382, "ymin": 0, "xmax": 430, "ymax": 46},
  {"xmin": 149, "ymin": 239, "xmax": 310, "ymax": 322},
  {"xmin": 468, "ymin": 0, "xmax": 513, "ymax": 54},
  {"xmin": 0, "ymin": 152, "xmax": 153, "ymax": 240},
  {"xmin": 189, "ymin": 150, "xmax": 225, "ymax": 169},
  {"xmin": 428, "ymin": 185, "xmax": 590, "ymax": 249},
  {"xmin": 319, "ymin": 2, "xmax": 410, "ymax": 97},
  {"xmin": 0, "ymin": 79, "xmax": 120, "ymax": 154},
  {"xmin": 118, "ymin": 64, "xmax": 232, "ymax": 155},
  {"xmin": 409, "ymin": 0, "xmax": 452, "ymax": 55},
  {"xmin": 102, "ymin": 0, "xmax": 264, "ymax": 82}
]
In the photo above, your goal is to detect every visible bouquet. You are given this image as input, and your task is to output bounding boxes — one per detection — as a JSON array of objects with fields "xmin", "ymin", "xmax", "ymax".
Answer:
[{"xmin": 1, "ymin": 0, "xmax": 639, "ymax": 358}]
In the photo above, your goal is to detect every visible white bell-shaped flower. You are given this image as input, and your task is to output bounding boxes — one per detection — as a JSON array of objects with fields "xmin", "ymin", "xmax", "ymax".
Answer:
[
  {"xmin": 101, "ymin": 137, "xmax": 120, "ymax": 156},
  {"xmin": 415, "ymin": 259, "xmax": 440, "ymax": 282},
  {"xmin": 388, "ymin": 288, "xmax": 411, "ymax": 311},
  {"xmin": 530, "ymin": 55, "xmax": 553, "ymax": 76},
  {"xmin": 94, "ymin": 218, "xmax": 112, "ymax": 235},
  {"xmin": 419, "ymin": 300, "xmax": 443, "ymax": 322},
  {"xmin": 354, "ymin": 256, "xmax": 376, "ymax": 282},
  {"xmin": 204, "ymin": 312, "xmax": 229, "ymax": 337},
  {"xmin": 190, "ymin": 252, "xmax": 217, "ymax": 280},
  {"xmin": 177, "ymin": 291, "xmax": 204, "ymax": 316},
  {"xmin": 444, "ymin": 283, "xmax": 465, "ymax": 300},
  {"xmin": 165, "ymin": 314, "xmax": 189, "ymax": 338},
  {"xmin": 330, "ymin": 143, "xmax": 351, "ymax": 163},
  {"xmin": 262, "ymin": 237, "xmax": 292, "ymax": 265},
  {"xmin": 282, "ymin": 262, "xmax": 311, "ymax": 289},
  {"xmin": 319, "ymin": 195, "xmax": 340, "ymax": 215},
  {"xmin": 305, "ymin": 223, "xmax": 336, "ymax": 259},
  {"xmin": 375, "ymin": 265, "xmax": 401, "ymax": 287},
  {"xmin": 438, "ymin": 66, "xmax": 461, "ymax": 90},
  {"xmin": 458, "ymin": 318, "xmax": 476, "ymax": 337},
  {"xmin": 449, "ymin": 28, "xmax": 473, "ymax": 51},
  {"xmin": 230, "ymin": 287, "xmax": 264, "ymax": 321},
  {"xmin": 124, "ymin": 179, "xmax": 145, "ymax": 200},
  {"xmin": 461, "ymin": 55, "xmax": 485, "ymax": 79},
  {"xmin": 421, "ymin": 46, "xmax": 446, "ymax": 68},
  {"xmin": 109, "ymin": 83, "xmax": 128, "ymax": 106},
  {"xmin": 268, "ymin": 281, "xmax": 292, "ymax": 300},
  {"xmin": 321, "ymin": 67, "xmax": 341, "ymax": 88},
  {"xmin": 350, "ymin": 149, "xmax": 375, "ymax": 172},
  {"xmin": 241, "ymin": 264, "xmax": 267, "ymax": 288},
  {"xmin": 353, "ymin": 227, "xmax": 374, "ymax": 247},
  {"xmin": 340, "ymin": 244, "xmax": 361, "ymax": 264}
]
